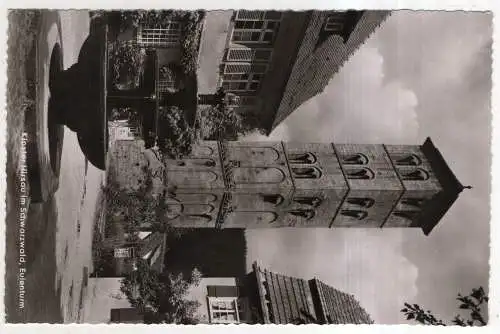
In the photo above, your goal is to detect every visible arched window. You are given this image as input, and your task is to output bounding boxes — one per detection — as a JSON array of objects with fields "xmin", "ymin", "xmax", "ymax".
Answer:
[
  {"xmin": 342, "ymin": 153, "xmax": 369, "ymax": 165},
  {"xmin": 346, "ymin": 197, "xmax": 375, "ymax": 208},
  {"xmin": 401, "ymin": 168, "xmax": 430, "ymax": 181},
  {"xmin": 401, "ymin": 198, "xmax": 426, "ymax": 208},
  {"xmin": 288, "ymin": 209, "xmax": 316, "ymax": 220},
  {"xmin": 233, "ymin": 167, "xmax": 286, "ymax": 184},
  {"xmin": 186, "ymin": 214, "xmax": 213, "ymax": 223},
  {"xmin": 395, "ymin": 154, "xmax": 422, "ymax": 166},
  {"xmin": 292, "ymin": 167, "xmax": 322, "ymax": 179},
  {"xmin": 176, "ymin": 158, "xmax": 216, "ymax": 167},
  {"xmin": 260, "ymin": 194, "xmax": 285, "ymax": 206},
  {"xmin": 173, "ymin": 193, "xmax": 218, "ymax": 203},
  {"xmin": 288, "ymin": 152, "xmax": 317, "ymax": 164},
  {"xmin": 165, "ymin": 203, "xmax": 183, "ymax": 220},
  {"xmin": 168, "ymin": 170, "xmax": 218, "ymax": 186},
  {"xmin": 227, "ymin": 211, "xmax": 279, "ymax": 224},
  {"xmin": 183, "ymin": 204, "xmax": 216, "ymax": 215},
  {"xmin": 345, "ymin": 167, "xmax": 374, "ymax": 180},
  {"xmin": 293, "ymin": 196, "xmax": 323, "ymax": 207},
  {"xmin": 341, "ymin": 210, "xmax": 368, "ymax": 220},
  {"xmin": 231, "ymin": 146, "xmax": 280, "ymax": 163},
  {"xmin": 393, "ymin": 211, "xmax": 419, "ymax": 220}
]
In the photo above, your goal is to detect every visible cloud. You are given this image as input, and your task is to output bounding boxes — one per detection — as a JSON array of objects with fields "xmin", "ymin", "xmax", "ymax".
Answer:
[
  {"xmin": 242, "ymin": 11, "xmax": 491, "ymax": 324},
  {"xmin": 243, "ymin": 45, "xmax": 420, "ymax": 144},
  {"xmin": 246, "ymin": 228, "xmax": 419, "ymax": 323}
]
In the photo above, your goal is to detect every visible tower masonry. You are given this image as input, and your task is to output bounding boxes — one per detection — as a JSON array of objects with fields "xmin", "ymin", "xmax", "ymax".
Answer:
[{"xmin": 163, "ymin": 138, "xmax": 467, "ymax": 235}]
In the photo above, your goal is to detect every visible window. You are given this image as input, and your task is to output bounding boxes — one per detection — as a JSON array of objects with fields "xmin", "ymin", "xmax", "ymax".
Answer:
[
  {"xmin": 137, "ymin": 22, "xmax": 182, "ymax": 47},
  {"xmin": 222, "ymin": 63, "xmax": 267, "ymax": 92},
  {"xmin": 292, "ymin": 166, "xmax": 322, "ymax": 179},
  {"xmin": 395, "ymin": 154, "xmax": 422, "ymax": 166},
  {"xmin": 227, "ymin": 48, "xmax": 273, "ymax": 62},
  {"xmin": 342, "ymin": 153, "xmax": 369, "ymax": 165},
  {"xmin": 114, "ymin": 247, "xmax": 134, "ymax": 258},
  {"xmin": 293, "ymin": 196, "xmax": 324, "ymax": 207},
  {"xmin": 288, "ymin": 152, "xmax": 317, "ymax": 164},
  {"xmin": 345, "ymin": 167, "xmax": 374, "ymax": 180},
  {"xmin": 341, "ymin": 210, "xmax": 368, "ymax": 220},
  {"xmin": 261, "ymin": 194, "xmax": 285, "ymax": 206},
  {"xmin": 347, "ymin": 197, "xmax": 375, "ymax": 208},
  {"xmin": 157, "ymin": 78, "xmax": 176, "ymax": 93},
  {"xmin": 288, "ymin": 209, "xmax": 316, "ymax": 220},
  {"xmin": 393, "ymin": 211, "xmax": 420, "ymax": 220},
  {"xmin": 224, "ymin": 63, "xmax": 267, "ymax": 74},
  {"xmin": 208, "ymin": 297, "xmax": 245, "ymax": 324},
  {"xmin": 226, "ymin": 95, "xmax": 258, "ymax": 108},
  {"xmin": 222, "ymin": 73, "xmax": 263, "ymax": 92},
  {"xmin": 232, "ymin": 11, "xmax": 282, "ymax": 44},
  {"xmin": 232, "ymin": 29, "xmax": 278, "ymax": 43},
  {"xmin": 324, "ymin": 15, "xmax": 345, "ymax": 32},
  {"xmin": 233, "ymin": 167, "xmax": 286, "ymax": 184},
  {"xmin": 176, "ymin": 158, "xmax": 216, "ymax": 167},
  {"xmin": 401, "ymin": 198, "xmax": 426, "ymax": 208},
  {"xmin": 235, "ymin": 10, "xmax": 282, "ymax": 21},
  {"xmin": 401, "ymin": 168, "xmax": 430, "ymax": 181}
]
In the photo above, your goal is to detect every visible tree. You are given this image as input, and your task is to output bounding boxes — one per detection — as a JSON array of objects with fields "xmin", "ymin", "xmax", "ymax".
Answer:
[
  {"xmin": 121, "ymin": 259, "xmax": 202, "ymax": 324},
  {"xmin": 157, "ymin": 105, "xmax": 198, "ymax": 159},
  {"xmin": 200, "ymin": 87, "xmax": 246, "ymax": 140},
  {"xmin": 401, "ymin": 287, "xmax": 488, "ymax": 326},
  {"xmin": 103, "ymin": 181, "xmax": 161, "ymax": 233}
]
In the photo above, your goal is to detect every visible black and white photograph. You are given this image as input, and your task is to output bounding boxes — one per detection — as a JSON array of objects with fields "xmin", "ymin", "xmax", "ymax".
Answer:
[{"xmin": 4, "ymin": 7, "xmax": 492, "ymax": 325}]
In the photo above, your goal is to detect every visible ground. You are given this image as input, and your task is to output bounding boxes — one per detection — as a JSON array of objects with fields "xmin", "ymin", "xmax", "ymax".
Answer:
[{"xmin": 5, "ymin": 10, "xmax": 105, "ymax": 323}]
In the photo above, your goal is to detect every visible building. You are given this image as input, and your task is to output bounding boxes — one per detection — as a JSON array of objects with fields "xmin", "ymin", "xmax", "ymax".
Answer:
[
  {"xmin": 197, "ymin": 10, "xmax": 390, "ymax": 134},
  {"xmin": 105, "ymin": 262, "xmax": 373, "ymax": 324},
  {"xmin": 184, "ymin": 262, "xmax": 373, "ymax": 324},
  {"xmin": 163, "ymin": 138, "xmax": 468, "ymax": 235}
]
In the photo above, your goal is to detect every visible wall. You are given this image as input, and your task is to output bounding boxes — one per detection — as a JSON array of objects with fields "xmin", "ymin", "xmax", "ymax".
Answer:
[
  {"xmin": 185, "ymin": 277, "xmax": 240, "ymax": 323},
  {"xmin": 108, "ymin": 140, "xmax": 148, "ymax": 191},
  {"xmin": 257, "ymin": 12, "xmax": 309, "ymax": 126},
  {"xmin": 270, "ymin": 11, "xmax": 390, "ymax": 131},
  {"xmin": 196, "ymin": 11, "xmax": 234, "ymax": 94},
  {"xmin": 82, "ymin": 278, "xmax": 132, "ymax": 323},
  {"xmin": 384, "ymin": 144, "xmax": 443, "ymax": 228}
]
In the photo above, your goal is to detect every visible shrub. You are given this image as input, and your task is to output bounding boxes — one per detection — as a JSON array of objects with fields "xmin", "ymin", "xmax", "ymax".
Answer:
[
  {"xmin": 157, "ymin": 106, "xmax": 199, "ymax": 159},
  {"xmin": 107, "ymin": 41, "xmax": 146, "ymax": 89}
]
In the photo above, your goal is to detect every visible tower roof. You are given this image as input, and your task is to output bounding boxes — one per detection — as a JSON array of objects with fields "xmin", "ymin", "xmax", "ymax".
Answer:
[
  {"xmin": 310, "ymin": 278, "xmax": 374, "ymax": 324},
  {"xmin": 251, "ymin": 262, "xmax": 373, "ymax": 324},
  {"xmin": 267, "ymin": 10, "xmax": 391, "ymax": 133},
  {"xmin": 417, "ymin": 137, "xmax": 467, "ymax": 235}
]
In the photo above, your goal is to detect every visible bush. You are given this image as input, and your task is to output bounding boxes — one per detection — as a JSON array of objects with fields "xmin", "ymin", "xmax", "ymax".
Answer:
[
  {"xmin": 107, "ymin": 41, "xmax": 146, "ymax": 89},
  {"xmin": 120, "ymin": 260, "xmax": 202, "ymax": 323},
  {"xmin": 178, "ymin": 11, "xmax": 205, "ymax": 75},
  {"xmin": 157, "ymin": 106, "xmax": 199, "ymax": 159},
  {"xmin": 103, "ymin": 181, "xmax": 161, "ymax": 233}
]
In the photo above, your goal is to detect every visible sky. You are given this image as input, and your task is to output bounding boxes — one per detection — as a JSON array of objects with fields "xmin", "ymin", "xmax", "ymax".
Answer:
[{"xmin": 243, "ymin": 11, "xmax": 492, "ymax": 324}]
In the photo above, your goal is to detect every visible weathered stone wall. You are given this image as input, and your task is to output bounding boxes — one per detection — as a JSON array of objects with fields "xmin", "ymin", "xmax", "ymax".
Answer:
[
  {"xmin": 165, "ymin": 140, "xmax": 451, "ymax": 230},
  {"xmin": 108, "ymin": 140, "xmax": 148, "ymax": 191}
]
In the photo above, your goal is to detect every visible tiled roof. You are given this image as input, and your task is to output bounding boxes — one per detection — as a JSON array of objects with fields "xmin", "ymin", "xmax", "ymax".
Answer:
[
  {"xmin": 417, "ymin": 137, "xmax": 466, "ymax": 235},
  {"xmin": 252, "ymin": 263, "xmax": 373, "ymax": 324},
  {"xmin": 311, "ymin": 278, "xmax": 374, "ymax": 324},
  {"xmin": 268, "ymin": 10, "xmax": 391, "ymax": 133}
]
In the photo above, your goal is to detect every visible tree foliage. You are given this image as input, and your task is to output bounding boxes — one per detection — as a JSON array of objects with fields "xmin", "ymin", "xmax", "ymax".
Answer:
[
  {"xmin": 157, "ymin": 105, "xmax": 198, "ymax": 159},
  {"xmin": 120, "ymin": 259, "xmax": 202, "ymax": 324},
  {"xmin": 103, "ymin": 181, "xmax": 161, "ymax": 233},
  {"xmin": 200, "ymin": 88, "xmax": 246, "ymax": 141},
  {"xmin": 401, "ymin": 287, "xmax": 488, "ymax": 326},
  {"xmin": 107, "ymin": 41, "xmax": 146, "ymax": 89}
]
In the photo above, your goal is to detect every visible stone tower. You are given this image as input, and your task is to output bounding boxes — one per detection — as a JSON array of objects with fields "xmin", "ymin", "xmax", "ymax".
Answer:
[{"xmin": 163, "ymin": 138, "xmax": 467, "ymax": 235}]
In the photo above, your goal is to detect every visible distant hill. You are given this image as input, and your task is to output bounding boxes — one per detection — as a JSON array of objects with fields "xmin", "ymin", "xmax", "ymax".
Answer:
[{"xmin": 164, "ymin": 228, "xmax": 247, "ymax": 278}]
